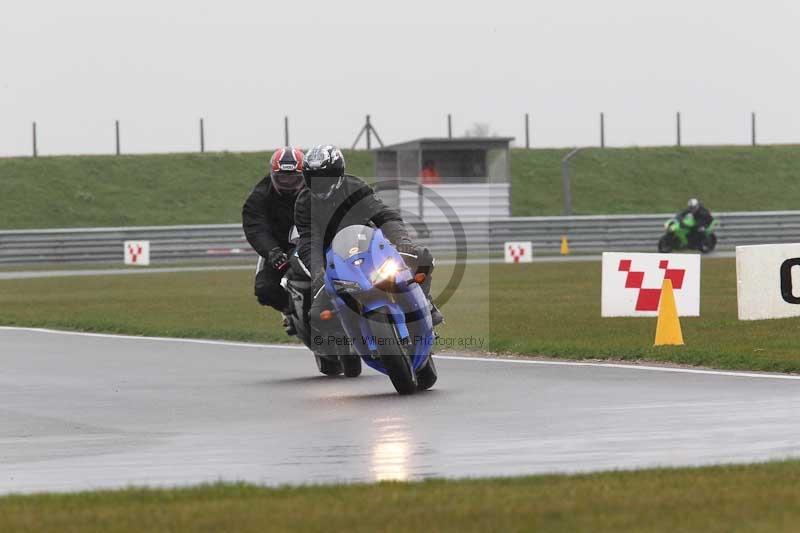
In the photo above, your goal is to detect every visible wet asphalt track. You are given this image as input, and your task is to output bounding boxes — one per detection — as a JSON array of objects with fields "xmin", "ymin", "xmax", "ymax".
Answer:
[{"xmin": 1, "ymin": 326, "xmax": 800, "ymax": 494}]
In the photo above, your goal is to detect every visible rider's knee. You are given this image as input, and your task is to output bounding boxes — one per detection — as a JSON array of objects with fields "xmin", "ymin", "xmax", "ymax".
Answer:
[
  {"xmin": 255, "ymin": 291, "xmax": 272, "ymax": 306},
  {"xmin": 255, "ymin": 282, "xmax": 283, "ymax": 308},
  {"xmin": 256, "ymin": 293, "xmax": 273, "ymax": 307}
]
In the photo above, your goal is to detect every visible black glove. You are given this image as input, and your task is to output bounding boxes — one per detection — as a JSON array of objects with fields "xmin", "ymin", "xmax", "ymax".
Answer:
[
  {"xmin": 268, "ymin": 247, "xmax": 289, "ymax": 272},
  {"xmin": 395, "ymin": 242, "xmax": 418, "ymax": 255},
  {"xmin": 395, "ymin": 242, "xmax": 419, "ymax": 269}
]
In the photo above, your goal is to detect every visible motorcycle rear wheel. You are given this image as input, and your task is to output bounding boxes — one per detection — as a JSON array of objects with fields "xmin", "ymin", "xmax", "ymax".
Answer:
[
  {"xmin": 368, "ymin": 310, "xmax": 417, "ymax": 395},
  {"xmin": 340, "ymin": 349, "xmax": 362, "ymax": 378},
  {"xmin": 701, "ymin": 233, "xmax": 717, "ymax": 254},
  {"xmin": 314, "ymin": 353, "xmax": 343, "ymax": 376}
]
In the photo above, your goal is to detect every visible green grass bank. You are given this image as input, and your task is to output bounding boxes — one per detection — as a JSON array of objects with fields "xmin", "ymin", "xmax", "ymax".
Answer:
[{"xmin": 2, "ymin": 145, "xmax": 800, "ymax": 229}]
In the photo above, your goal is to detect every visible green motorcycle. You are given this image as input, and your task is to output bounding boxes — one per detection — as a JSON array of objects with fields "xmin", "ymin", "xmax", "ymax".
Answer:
[{"xmin": 657, "ymin": 214, "xmax": 718, "ymax": 254}]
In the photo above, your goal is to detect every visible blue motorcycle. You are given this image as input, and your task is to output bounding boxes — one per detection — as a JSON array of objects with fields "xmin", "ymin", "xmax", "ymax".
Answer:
[{"xmin": 320, "ymin": 224, "xmax": 438, "ymax": 395}]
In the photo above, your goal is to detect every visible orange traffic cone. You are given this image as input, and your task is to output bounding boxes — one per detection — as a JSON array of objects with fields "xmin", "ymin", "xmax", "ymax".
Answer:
[{"xmin": 654, "ymin": 278, "xmax": 684, "ymax": 346}]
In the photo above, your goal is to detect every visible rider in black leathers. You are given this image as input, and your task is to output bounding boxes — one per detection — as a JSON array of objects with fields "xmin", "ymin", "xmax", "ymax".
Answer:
[
  {"xmin": 242, "ymin": 147, "xmax": 305, "ymax": 316},
  {"xmin": 294, "ymin": 145, "xmax": 442, "ymax": 354},
  {"xmin": 677, "ymin": 198, "xmax": 714, "ymax": 246}
]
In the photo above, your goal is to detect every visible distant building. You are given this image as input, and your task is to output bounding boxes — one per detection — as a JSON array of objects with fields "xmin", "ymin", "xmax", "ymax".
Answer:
[
  {"xmin": 374, "ymin": 137, "xmax": 513, "ymax": 185},
  {"xmin": 373, "ymin": 137, "xmax": 514, "ymax": 222}
]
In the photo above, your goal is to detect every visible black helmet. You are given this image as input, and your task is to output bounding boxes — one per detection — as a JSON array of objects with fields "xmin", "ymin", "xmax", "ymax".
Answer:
[{"xmin": 304, "ymin": 145, "xmax": 345, "ymax": 199}]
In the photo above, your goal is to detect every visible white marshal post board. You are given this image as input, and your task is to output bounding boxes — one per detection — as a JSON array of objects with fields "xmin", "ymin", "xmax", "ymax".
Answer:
[
  {"xmin": 737, "ymin": 243, "xmax": 800, "ymax": 320},
  {"xmin": 601, "ymin": 252, "xmax": 701, "ymax": 317},
  {"xmin": 504, "ymin": 241, "xmax": 532, "ymax": 263},
  {"xmin": 124, "ymin": 240, "xmax": 150, "ymax": 266}
]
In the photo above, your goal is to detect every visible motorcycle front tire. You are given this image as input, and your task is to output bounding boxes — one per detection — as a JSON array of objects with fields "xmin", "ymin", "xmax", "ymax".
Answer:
[
  {"xmin": 658, "ymin": 234, "xmax": 674, "ymax": 253},
  {"xmin": 368, "ymin": 310, "xmax": 417, "ymax": 395},
  {"xmin": 416, "ymin": 355, "xmax": 438, "ymax": 391}
]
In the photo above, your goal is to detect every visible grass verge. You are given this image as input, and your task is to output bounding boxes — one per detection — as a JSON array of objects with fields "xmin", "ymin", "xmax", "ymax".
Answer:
[
  {"xmin": 511, "ymin": 145, "xmax": 800, "ymax": 215},
  {"xmin": 1, "ymin": 460, "xmax": 799, "ymax": 532},
  {"xmin": 2, "ymin": 258, "xmax": 800, "ymax": 372},
  {"xmin": 0, "ymin": 150, "xmax": 373, "ymax": 229},
  {"xmin": 3, "ymin": 145, "xmax": 800, "ymax": 228}
]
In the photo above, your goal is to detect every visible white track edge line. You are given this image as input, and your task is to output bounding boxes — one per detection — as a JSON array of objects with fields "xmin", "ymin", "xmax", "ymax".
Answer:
[
  {"xmin": 434, "ymin": 355, "xmax": 800, "ymax": 380},
  {"xmin": 0, "ymin": 326, "xmax": 307, "ymax": 351},
  {"xmin": 2, "ymin": 326, "xmax": 798, "ymax": 381}
]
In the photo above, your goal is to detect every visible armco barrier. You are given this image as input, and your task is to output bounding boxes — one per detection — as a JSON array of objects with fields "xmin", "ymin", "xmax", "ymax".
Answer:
[{"xmin": 2, "ymin": 211, "xmax": 800, "ymax": 264}]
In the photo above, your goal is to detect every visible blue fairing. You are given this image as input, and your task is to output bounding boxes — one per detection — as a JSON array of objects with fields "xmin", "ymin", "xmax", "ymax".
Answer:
[{"xmin": 324, "ymin": 226, "xmax": 433, "ymax": 374}]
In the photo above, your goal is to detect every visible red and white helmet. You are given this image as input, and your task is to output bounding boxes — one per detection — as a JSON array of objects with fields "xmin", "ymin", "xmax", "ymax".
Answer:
[{"xmin": 269, "ymin": 147, "xmax": 305, "ymax": 194}]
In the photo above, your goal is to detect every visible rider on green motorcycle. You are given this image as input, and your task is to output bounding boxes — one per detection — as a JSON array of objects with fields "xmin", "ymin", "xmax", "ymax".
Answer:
[
  {"xmin": 678, "ymin": 198, "xmax": 714, "ymax": 247},
  {"xmin": 659, "ymin": 198, "xmax": 718, "ymax": 253}
]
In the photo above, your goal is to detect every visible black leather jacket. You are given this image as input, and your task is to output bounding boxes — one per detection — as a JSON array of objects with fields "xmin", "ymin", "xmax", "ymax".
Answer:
[
  {"xmin": 678, "ymin": 205, "xmax": 714, "ymax": 229},
  {"xmin": 294, "ymin": 174, "xmax": 411, "ymax": 278},
  {"xmin": 241, "ymin": 177, "xmax": 298, "ymax": 258}
]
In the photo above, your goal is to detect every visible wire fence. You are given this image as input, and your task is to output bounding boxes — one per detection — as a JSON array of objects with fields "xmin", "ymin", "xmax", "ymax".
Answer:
[{"xmin": 19, "ymin": 111, "xmax": 762, "ymax": 158}]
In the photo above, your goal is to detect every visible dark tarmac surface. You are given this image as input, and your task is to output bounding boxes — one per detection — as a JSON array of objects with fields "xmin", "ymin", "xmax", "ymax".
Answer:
[{"xmin": 1, "ymin": 326, "xmax": 799, "ymax": 494}]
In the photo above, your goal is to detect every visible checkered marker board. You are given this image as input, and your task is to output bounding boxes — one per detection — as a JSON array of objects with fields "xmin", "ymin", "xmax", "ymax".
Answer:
[
  {"xmin": 124, "ymin": 240, "xmax": 150, "ymax": 266},
  {"xmin": 737, "ymin": 243, "xmax": 800, "ymax": 320},
  {"xmin": 601, "ymin": 252, "xmax": 701, "ymax": 317},
  {"xmin": 504, "ymin": 242, "xmax": 532, "ymax": 263}
]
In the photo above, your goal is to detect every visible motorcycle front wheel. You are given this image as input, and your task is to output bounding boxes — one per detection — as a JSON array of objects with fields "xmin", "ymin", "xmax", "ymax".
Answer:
[
  {"xmin": 368, "ymin": 310, "xmax": 417, "ymax": 395},
  {"xmin": 416, "ymin": 356, "xmax": 437, "ymax": 391},
  {"xmin": 658, "ymin": 234, "xmax": 674, "ymax": 253}
]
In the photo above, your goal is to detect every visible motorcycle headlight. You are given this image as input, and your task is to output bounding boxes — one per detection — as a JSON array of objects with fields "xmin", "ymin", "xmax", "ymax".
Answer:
[
  {"xmin": 371, "ymin": 258, "xmax": 401, "ymax": 285},
  {"xmin": 332, "ymin": 279, "xmax": 364, "ymax": 295}
]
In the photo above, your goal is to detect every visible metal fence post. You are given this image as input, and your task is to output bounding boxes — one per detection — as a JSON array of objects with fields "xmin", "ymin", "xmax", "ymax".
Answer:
[
  {"xmin": 32, "ymin": 122, "xmax": 38, "ymax": 158},
  {"xmin": 447, "ymin": 114, "xmax": 452, "ymax": 138},
  {"xmin": 561, "ymin": 148, "xmax": 582, "ymax": 216},
  {"xmin": 284, "ymin": 116, "xmax": 289, "ymax": 146},
  {"xmin": 676, "ymin": 112, "xmax": 681, "ymax": 147},
  {"xmin": 525, "ymin": 113, "xmax": 530, "ymax": 149},
  {"xmin": 600, "ymin": 112, "xmax": 605, "ymax": 148},
  {"xmin": 366, "ymin": 115, "xmax": 372, "ymax": 150},
  {"xmin": 751, "ymin": 112, "xmax": 757, "ymax": 147},
  {"xmin": 200, "ymin": 118, "xmax": 205, "ymax": 153},
  {"xmin": 115, "ymin": 120, "xmax": 120, "ymax": 155}
]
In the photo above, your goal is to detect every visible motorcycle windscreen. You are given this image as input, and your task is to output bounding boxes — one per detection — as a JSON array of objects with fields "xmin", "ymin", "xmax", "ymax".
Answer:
[{"xmin": 330, "ymin": 225, "xmax": 374, "ymax": 260}]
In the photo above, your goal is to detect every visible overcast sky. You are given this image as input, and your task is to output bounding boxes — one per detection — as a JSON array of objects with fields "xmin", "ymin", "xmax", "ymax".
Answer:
[{"xmin": 2, "ymin": 0, "xmax": 799, "ymax": 156}]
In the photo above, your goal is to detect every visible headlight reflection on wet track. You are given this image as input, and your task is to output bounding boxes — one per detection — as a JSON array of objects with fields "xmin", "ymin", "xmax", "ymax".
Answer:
[{"xmin": 371, "ymin": 417, "xmax": 411, "ymax": 481}]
